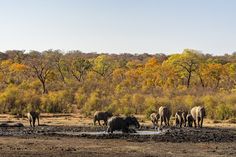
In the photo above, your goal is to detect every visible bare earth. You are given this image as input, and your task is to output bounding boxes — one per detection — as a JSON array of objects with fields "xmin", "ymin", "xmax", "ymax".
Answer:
[
  {"xmin": 0, "ymin": 136, "xmax": 235, "ymax": 157},
  {"xmin": 0, "ymin": 114, "xmax": 235, "ymax": 157}
]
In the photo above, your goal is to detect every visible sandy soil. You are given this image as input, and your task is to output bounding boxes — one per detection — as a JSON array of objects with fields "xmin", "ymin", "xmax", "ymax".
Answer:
[{"xmin": 0, "ymin": 113, "xmax": 235, "ymax": 157}]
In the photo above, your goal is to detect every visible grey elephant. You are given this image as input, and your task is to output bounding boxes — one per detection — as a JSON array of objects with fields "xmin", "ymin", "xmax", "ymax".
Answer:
[
  {"xmin": 190, "ymin": 106, "xmax": 206, "ymax": 128},
  {"xmin": 107, "ymin": 116, "xmax": 140, "ymax": 133},
  {"xmin": 159, "ymin": 106, "xmax": 171, "ymax": 126},
  {"xmin": 181, "ymin": 111, "xmax": 187, "ymax": 127},
  {"xmin": 27, "ymin": 111, "xmax": 40, "ymax": 127},
  {"xmin": 175, "ymin": 110, "xmax": 183, "ymax": 127},
  {"xmin": 150, "ymin": 113, "xmax": 160, "ymax": 128},
  {"xmin": 186, "ymin": 113, "xmax": 194, "ymax": 127},
  {"xmin": 94, "ymin": 111, "xmax": 113, "ymax": 126}
]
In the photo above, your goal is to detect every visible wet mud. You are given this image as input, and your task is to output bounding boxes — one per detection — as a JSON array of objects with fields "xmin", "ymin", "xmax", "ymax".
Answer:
[{"xmin": 0, "ymin": 125, "xmax": 235, "ymax": 143}]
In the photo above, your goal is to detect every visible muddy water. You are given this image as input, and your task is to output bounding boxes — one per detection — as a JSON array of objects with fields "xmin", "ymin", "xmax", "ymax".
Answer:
[
  {"xmin": 53, "ymin": 130, "xmax": 163, "ymax": 136},
  {"xmin": 0, "ymin": 125, "xmax": 235, "ymax": 143}
]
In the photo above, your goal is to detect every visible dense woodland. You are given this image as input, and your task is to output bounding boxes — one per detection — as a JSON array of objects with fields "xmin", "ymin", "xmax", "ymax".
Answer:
[{"xmin": 0, "ymin": 49, "xmax": 235, "ymax": 120}]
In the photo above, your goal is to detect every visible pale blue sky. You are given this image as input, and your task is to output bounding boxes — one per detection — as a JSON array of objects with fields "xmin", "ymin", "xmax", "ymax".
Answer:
[{"xmin": 0, "ymin": 0, "xmax": 235, "ymax": 55}]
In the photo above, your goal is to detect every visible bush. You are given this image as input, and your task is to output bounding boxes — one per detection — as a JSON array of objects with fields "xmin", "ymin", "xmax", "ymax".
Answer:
[
  {"xmin": 145, "ymin": 105, "xmax": 156, "ymax": 119},
  {"xmin": 202, "ymin": 95, "xmax": 217, "ymax": 119},
  {"xmin": 41, "ymin": 90, "xmax": 73, "ymax": 113},
  {"xmin": 123, "ymin": 107, "xmax": 136, "ymax": 116},
  {"xmin": 216, "ymin": 103, "xmax": 234, "ymax": 120},
  {"xmin": 0, "ymin": 85, "xmax": 24, "ymax": 114},
  {"xmin": 105, "ymin": 99, "xmax": 119, "ymax": 114},
  {"xmin": 82, "ymin": 90, "xmax": 102, "ymax": 115},
  {"xmin": 75, "ymin": 88, "xmax": 87, "ymax": 109}
]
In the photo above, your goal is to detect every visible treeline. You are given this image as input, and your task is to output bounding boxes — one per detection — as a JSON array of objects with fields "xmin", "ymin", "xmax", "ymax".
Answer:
[{"xmin": 0, "ymin": 49, "xmax": 235, "ymax": 120}]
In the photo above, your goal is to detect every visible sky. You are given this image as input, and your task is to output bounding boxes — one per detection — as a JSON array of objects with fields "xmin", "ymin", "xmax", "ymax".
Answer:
[{"xmin": 0, "ymin": 0, "xmax": 236, "ymax": 55}]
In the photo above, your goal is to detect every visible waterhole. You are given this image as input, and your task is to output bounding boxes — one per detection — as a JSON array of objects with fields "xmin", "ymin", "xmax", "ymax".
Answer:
[{"xmin": 53, "ymin": 130, "xmax": 164, "ymax": 136}]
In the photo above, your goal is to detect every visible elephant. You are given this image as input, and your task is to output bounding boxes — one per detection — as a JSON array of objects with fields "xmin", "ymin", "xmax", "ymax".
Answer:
[
  {"xmin": 186, "ymin": 114, "xmax": 194, "ymax": 127},
  {"xmin": 93, "ymin": 111, "xmax": 113, "ymax": 126},
  {"xmin": 175, "ymin": 110, "xmax": 183, "ymax": 127},
  {"xmin": 159, "ymin": 106, "xmax": 171, "ymax": 126},
  {"xmin": 27, "ymin": 111, "xmax": 40, "ymax": 127},
  {"xmin": 107, "ymin": 116, "xmax": 140, "ymax": 133},
  {"xmin": 181, "ymin": 111, "xmax": 187, "ymax": 127},
  {"xmin": 191, "ymin": 106, "xmax": 206, "ymax": 128},
  {"xmin": 150, "ymin": 113, "xmax": 160, "ymax": 128}
]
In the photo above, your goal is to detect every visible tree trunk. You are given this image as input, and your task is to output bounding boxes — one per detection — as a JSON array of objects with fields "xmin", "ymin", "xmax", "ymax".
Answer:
[
  {"xmin": 199, "ymin": 75, "xmax": 205, "ymax": 88},
  {"xmin": 42, "ymin": 81, "xmax": 48, "ymax": 94},
  {"xmin": 187, "ymin": 71, "xmax": 192, "ymax": 88}
]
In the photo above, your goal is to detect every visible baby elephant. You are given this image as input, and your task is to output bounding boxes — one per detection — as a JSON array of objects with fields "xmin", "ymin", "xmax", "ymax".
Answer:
[
  {"xmin": 107, "ymin": 116, "xmax": 140, "ymax": 133},
  {"xmin": 94, "ymin": 111, "xmax": 113, "ymax": 126},
  {"xmin": 191, "ymin": 106, "xmax": 206, "ymax": 128},
  {"xmin": 186, "ymin": 114, "xmax": 194, "ymax": 127},
  {"xmin": 159, "ymin": 106, "xmax": 171, "ymax": 126},
  {"xmin": 27, "ymin": 111, "xmax": 40, "ymax": 127},
  {"xmin": 175, "ymin": 111, "xmax": 184, "ymax": 128},
  {"xmin": 150, "ymin": 113, "xmax": 160, "ymax": 128}
]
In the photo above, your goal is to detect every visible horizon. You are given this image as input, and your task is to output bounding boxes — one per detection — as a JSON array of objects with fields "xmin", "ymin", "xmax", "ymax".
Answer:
[
  {"xmin": 0, "ymin": 0, "xmax": 236, "ymax": 55},
  {"xmin": 0, "ymin": 49, "xmax": 235, "ymax": 56}
]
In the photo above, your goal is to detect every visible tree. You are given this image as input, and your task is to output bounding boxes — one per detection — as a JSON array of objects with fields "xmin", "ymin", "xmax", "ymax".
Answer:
[
  {"xmin": 25, "ymin": 51, "xmax": 55, "ymax": 94},
  {"xmin": 43, "ymin": 50, "xmax": 67, "ymax": 83},
  {"xmin": 5, "ymin": 50, "xmax": 25, "ymax": 63},
  {"xmin": 92, "ymin": 55, "xmax": 115, "ymax": 79},
  {"xmin": 65, "ymin": 57, "xmax": 92, "ymax": 82},
  {"xmin": 165, "ymin": 49, "xmax": 202, "ymax": 88}
]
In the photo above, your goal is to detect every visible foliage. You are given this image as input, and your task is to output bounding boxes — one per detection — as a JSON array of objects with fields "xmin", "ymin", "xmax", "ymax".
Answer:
[{"xmin": 0, "ymin": 50, "xmax": 235, "ymax": 119}]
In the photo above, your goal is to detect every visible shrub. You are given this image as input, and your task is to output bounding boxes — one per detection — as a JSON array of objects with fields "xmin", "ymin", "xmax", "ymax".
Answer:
[
  {"xmin": 82, "ymin": 90, "xmax": 101, "ymax": 115},
  {"xmin": 41, "ymin": 90, "xmax": 73, "ymax": 113},
  {"xmin": 216, "ymin": 103, "xmax": 234, "ymax": 120}
]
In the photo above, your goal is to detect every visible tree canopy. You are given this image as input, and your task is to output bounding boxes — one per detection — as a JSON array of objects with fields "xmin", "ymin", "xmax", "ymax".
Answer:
[{"xmin": 0, "ymin": 49, "xmax": 235, "ymax": 120}]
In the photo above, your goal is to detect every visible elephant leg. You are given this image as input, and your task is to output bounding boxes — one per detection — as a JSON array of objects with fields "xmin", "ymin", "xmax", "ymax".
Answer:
[
  {"xmin": 179, "ymin": 118, "xmax": 182, "ymax": 128},
  {"xmin": 166, "ymin": 117, "xmax": 170, "ymax": 126},
  {"xmin": 93, "ymin": 119, "xmax": 96, "ymax": 125},
  {"xmin": 122, "ymin": 127, "xmax": 129, "ymax": 133},
  {"xmin": 200, "ymin": 118, "xmax": 203, "ymax": 128},
  {"xmin": 190, "ymin": 120, "xmax": 193, "ymax": 127},
  {"xmin": 197, "ymin": 117, "xmax": 200, "ymax": 128},
  {"xmin": 160, "ymin": 117, "xmax": 163, "ymax": 126},
  {"xmin": 132, "ymin": 129, "xmax": 137, "ymax": 133},
  {"xmin": 175, "ymin": 118, "xmax": 178, "ymax": 127},
  {"xmin": 152, "ymin": 121, "xmax": 155, "ymax": 128},
  {"xmin": 107, "ymin": 127, "xmax": 111, "ymax": 133},
  {"xmin": 129, "ymin": 128, "xmax": 136, "ymax": 133},
  {"xmin": 193, "ymin": 119, "xmax": 197, "ymax": 128},
  {"xmin": 33, "ymin": 118, "xmax": 36, "ymax": 127},
  {"xmin": 29, "ymin": 119, "xmax": 32, "ymax": 127},
  {"xmin": 156, "ymin": 120, "xmax": 159, "ymax": 128},
  {"xmin": 164, "ymin": 117, "xmax": 167, "ymax": 126},
  {"xmin": 37, "ymin": 118, "xmax": 40, "ymax": 126},
  {"xmin": 103, "ymin": 120, "xmax": 106, "ymax": 126},
  {"xmin": 98, "ymin": 120, "xmax": 101, "ymax": 126}
]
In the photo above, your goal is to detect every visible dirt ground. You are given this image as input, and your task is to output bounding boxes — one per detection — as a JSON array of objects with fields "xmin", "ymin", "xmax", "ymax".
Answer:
[
  {"xmin": 0, "ymin": 136, "xmax": 235, "ymax": 157},
  {"xmin": 0, "ymin": 113, "xmax": 235, "ymax": 157}
]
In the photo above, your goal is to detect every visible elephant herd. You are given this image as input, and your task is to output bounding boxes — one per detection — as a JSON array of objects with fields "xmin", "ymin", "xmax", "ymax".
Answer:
[
  {"xmin": 151, "ymin": 106, "xmax": 206, "ymax": 128},
  {"xmin": 27, "ymin": 105, "xmax": 205, "ymax": 134}
]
